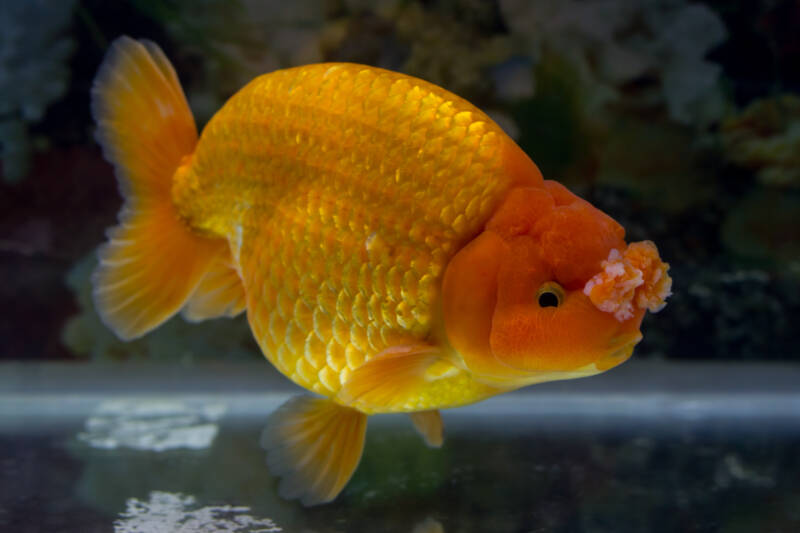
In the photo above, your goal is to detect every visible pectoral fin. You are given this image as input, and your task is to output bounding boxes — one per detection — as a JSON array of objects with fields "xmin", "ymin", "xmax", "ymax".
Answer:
[
  {"xmin": 338, "ymin": 343, "xmax": 454, "ymax": 412},
  {"xmin": 261, "ymin": 395, "xmax": 367, "ymax": 506},
  {"xmin": 409, "ymin": 410, "xmax": 444, "ymax": 448}
]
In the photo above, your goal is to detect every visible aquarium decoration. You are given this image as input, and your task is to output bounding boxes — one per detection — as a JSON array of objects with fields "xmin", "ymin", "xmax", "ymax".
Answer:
[
  {"xmin": 721, "ymin": 94, "xmax": 800, "ymax": 188},
  {"xmin": 498, "ymin": 0, "xmax": 728, "ymax": 125},
  {"xmin": 0, "ymin": 0, "xmax": 76, "ymax": 183}
]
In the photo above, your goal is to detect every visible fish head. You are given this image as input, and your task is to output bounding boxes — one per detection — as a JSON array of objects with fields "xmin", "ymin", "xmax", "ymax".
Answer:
[{"xmin": 442, "ymin": 181, "xmax": 671, "ymax": 386}]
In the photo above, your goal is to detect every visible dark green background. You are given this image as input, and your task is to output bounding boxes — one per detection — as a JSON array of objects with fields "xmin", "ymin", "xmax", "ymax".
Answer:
[{"xmin": 1, "ymin": 0, "xmax": 798, "ymax": 363}]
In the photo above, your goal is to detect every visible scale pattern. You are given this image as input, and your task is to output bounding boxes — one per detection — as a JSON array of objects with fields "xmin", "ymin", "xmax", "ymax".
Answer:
[{"xmin": 176, "ymin": 64, "xmax": 519, "ymax": 397}]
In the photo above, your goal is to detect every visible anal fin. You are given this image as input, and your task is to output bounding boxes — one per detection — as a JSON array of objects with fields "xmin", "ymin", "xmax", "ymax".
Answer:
[
  {"xmin": 409, "ymin": 410, "xmax": 444, "ymax": 448},
  {"xmin": 261, "ymin": 396, "xmax": 367, "ymax": 506}
]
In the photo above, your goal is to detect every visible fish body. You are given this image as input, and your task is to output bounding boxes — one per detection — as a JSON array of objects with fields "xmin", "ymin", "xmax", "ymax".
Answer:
[
  {"xmin": 172, "ymin": 63, "xmax": 535, "ymax": 411},
  {"xmin": 91, "ymin": 37, "xmax": 671, "ymax": 505}
]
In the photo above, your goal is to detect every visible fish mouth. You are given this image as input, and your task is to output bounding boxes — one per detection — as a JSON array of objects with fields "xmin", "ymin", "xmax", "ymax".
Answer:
[{"xmin": 596, "ymin": 333, "xmax": 642, "ymax": 371}]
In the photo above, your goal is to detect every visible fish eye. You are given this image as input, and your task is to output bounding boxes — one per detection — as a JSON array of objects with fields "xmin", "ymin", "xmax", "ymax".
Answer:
[{"xmin": 536, "ymin": 282, "xmax": 564, "ymax": 308}]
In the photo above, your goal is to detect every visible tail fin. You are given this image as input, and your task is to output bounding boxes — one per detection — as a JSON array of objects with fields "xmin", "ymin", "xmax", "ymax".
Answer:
[{"xmin": 91, "ymin": 37, "xmax": 227, "ymax": 340}]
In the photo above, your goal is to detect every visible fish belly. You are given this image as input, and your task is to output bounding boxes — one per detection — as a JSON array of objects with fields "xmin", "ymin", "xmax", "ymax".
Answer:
[{"xmin": 183, "ymin": 63, "xmax": 521, "ymax": 398}]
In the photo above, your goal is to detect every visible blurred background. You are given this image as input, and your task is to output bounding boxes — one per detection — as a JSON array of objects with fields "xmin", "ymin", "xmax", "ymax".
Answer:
[
  {"xmin": 2, "ymin": 0, "xmax": 799, "ymax": 365},
  {"xmin": 2, "ymin": 2, "xmax": 800, "ymax": 532}
]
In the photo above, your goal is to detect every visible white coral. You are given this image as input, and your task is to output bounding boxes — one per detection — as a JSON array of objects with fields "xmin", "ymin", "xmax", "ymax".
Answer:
[{"xmin": 498, "ymin": 0, "xmax": 728, "ymax": 125}]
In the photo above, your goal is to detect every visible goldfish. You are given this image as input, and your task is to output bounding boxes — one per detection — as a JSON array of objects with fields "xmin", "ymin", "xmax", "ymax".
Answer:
[{"xmin": 91, "ymin": 36, "xmax": 672, "ymax": 506}]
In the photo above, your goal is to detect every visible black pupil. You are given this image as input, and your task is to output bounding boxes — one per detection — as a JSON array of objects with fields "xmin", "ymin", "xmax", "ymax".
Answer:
[{"xmin": 538, "ymin": 291, "xmax": 560, "ymax": 308}]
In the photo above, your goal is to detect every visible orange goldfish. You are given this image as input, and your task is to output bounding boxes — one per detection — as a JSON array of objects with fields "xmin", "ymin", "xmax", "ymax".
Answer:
[{"xmin": 91, "ymin": 37, "xmax": 671, "ymax": 505}]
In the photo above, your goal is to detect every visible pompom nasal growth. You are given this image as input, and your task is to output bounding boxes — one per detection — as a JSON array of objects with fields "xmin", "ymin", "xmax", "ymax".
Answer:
[{"xmin": 583, "ymin": 241, "xmax": 672, "ymax": 322}]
